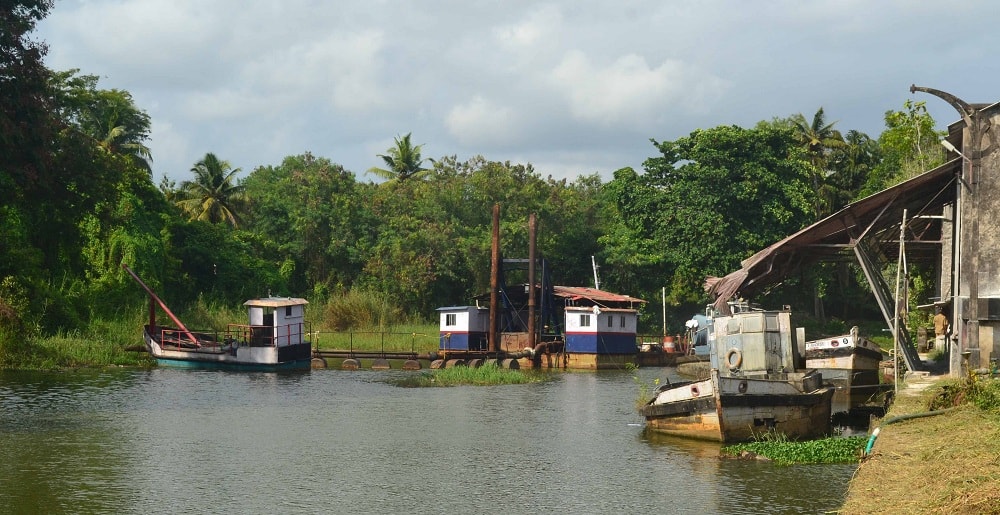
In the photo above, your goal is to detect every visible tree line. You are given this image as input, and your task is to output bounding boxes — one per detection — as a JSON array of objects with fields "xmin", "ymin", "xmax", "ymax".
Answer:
[{"xmin": 2, "ymin": 1, "xmax": 945, "ymax": 351}]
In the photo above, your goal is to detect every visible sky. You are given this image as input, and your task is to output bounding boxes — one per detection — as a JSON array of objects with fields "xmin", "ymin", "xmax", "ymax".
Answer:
[{"xmin": 36, "ymin": 0, "xmax": 1000, "ymax": 184}]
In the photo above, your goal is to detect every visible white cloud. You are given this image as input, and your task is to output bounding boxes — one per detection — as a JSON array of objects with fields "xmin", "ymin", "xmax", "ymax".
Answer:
[
  {"xmin": 493, "ymin": 5, "xmax": 562, "ymax": 52},
  {"xmin": 445, "ymin": 96, "xmax": 521, "ymax": 146},
  {"xmin": 34, "ymin": 0, "xmax": 1000, "ymax": 183},
  {"xmin": 550, "ymin": 51, "xmax": 729, "ymax": 128},
  {"xmin": 241, "ymin": 30, "xmax": 388, "ymax": 112}
]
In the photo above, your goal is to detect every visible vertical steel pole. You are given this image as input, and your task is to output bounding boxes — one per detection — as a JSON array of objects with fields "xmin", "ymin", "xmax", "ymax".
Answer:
[
  {"xmin": 489, "ymin": 204, "xmax": 501, "ymax": 354},
  {"xmin": 528, "ymin": 213, "xmax": 537, "ymax": 350}
]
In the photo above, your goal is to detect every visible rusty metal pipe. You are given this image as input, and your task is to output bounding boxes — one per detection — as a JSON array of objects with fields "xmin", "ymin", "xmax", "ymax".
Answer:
[
  {"xmin": 489, "ymin": 203, "xmax": 501, "ymax": 353},
  {"xmin": 121, "ymin": 263, "xmax": 200, "ymax": 347},
  {"xmin": 528, "ymin": 213, "xmax": 537, "ymax": 349}
]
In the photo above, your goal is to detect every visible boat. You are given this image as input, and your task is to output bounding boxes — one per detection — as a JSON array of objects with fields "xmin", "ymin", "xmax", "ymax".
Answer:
[
  {"xmin": 635, "ymin": 335, "xmax": 709, "ymax": 367},
  {"xmin": 124, "ymin": 264, "xmax": 313, "ymax": 371},
  {"xmin": 805, "ymin": 327, "xmax": 887, "ymax": 415},
  {"xmin": 640, "ymin": 304, "xmax": 834, "ymax": 443}
]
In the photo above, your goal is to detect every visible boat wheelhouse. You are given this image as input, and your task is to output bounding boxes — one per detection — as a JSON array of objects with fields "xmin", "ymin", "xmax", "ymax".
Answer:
[
  {"xmin": 437, "ymin": 306, "xmax": 490, "ymax": 351},
  {"xmin": 563, "ymin": 304, "xmax": 639, "ymax": 369}
]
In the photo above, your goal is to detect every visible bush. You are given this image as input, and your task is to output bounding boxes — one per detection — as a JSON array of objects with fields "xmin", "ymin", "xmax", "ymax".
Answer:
[
  {"xmin": 0, "ymin": 276, "xmax": 38, "ymax": 367},
  {"xmin": 322, "ymin": 290, "xmax": 402, "ymax": 331},
  {"xmin": 928, "ymin": 376, "xmax": 1000, "ymax": 414}
]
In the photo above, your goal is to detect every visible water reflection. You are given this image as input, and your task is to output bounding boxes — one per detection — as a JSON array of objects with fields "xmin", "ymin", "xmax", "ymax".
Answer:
[{"xmin": 0, "ymin": 368, "xmax": 855, "ymax": 514}]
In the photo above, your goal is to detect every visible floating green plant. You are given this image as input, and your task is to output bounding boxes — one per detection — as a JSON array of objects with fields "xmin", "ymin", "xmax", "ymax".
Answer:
[
  {"xmin": 722, "ymin": 432, "xmax": 866, "ymax": 465},
  {"xmin": 393, "ymin": 362, "xmax": 546, "ymax": 387}
]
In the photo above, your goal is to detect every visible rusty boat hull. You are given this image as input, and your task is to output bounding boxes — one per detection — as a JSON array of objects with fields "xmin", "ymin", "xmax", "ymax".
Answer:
[
  {"xmin": 641, "ymin": 369, "xmax": 834, "ymax": 443},
  {"xmin": 144, "ymin": 325, "xmax": 312, "ymax": 372},
  {"xmin": 805, "ymin": 329, "xmax": 886, "ymax": 414}
]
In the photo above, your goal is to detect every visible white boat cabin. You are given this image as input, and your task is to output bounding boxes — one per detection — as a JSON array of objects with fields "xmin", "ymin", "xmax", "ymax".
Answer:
[
  {"xmin": 244, "ymin": 297, "xmax": 309, "ymax": 346},
  {"xmin": 437, "ymin": 306, "xmax": 490, "ymax": 351},
  {"xmin": 564, "ymin": 306, "xmax": 638, "ymax": 354}
]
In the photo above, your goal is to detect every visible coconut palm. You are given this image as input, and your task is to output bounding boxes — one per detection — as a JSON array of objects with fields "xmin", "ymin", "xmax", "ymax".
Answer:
[
  {"xmin": 175, "ymin": 153, "xmax": 247, "ymax": 228},
  {"xmin": 99, "ymin": 122, "xmax": 153, "ymax": 173},
  {"xmin": 366, "ymin": 133, "xmax": 430, "ymax": 183},
  {"xmin": 791, "ymin": 108, "xmax": 846, "ymax": 219},
  {"xmin": 791, "ymin": 107, "xmax": 846, "ymax": 163}
]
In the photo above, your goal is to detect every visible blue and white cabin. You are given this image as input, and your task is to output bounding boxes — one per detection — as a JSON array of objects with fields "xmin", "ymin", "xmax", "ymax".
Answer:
[
  {"xmin": 438, "ymin": 306, "xmax": 489, "ymax": 351},
  {"xmin": 564, "ymin": 306, "xmax": 638, "ymax": 354}
]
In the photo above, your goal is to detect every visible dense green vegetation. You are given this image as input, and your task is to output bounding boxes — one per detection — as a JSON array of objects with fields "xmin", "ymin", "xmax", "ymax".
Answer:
[
  {"xmin": 394, "ymin": 362, "xmax": 545, "ymax": 387},
  {"xmin": 722, "ymin": 434, "xmax": 867, "ymax": 465},
  {"xmin": 1, "ymin": 1, "xmax": 947, "ymax": 369}
]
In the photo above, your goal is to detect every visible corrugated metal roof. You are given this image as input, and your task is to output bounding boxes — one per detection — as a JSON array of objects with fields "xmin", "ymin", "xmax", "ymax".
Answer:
[
  {"xmin": 706, "ymin": 159, "xmax": 959, "ymax": 312},
  {"xmin": 553, "ymin": 286, "xmax": 646, "ymax": 304}
]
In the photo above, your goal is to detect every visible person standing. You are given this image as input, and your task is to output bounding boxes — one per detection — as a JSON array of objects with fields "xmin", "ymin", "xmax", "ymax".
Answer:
[{"xmin": 933, "ymin": 307, "xmax": 949, "ymax": 351}]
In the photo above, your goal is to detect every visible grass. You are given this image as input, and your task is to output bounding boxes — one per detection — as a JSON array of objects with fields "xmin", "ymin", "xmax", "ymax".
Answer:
[
  {"xmin": 393, "ymin": 362, "xmax": 545, "ymax": 387},
  {"xmin": 2, "ymin": 308, "xmax": 153, "ymax": 370},
  {"xmin": 313, "ymin": 324, "xmax": 439, "ymax": 353},
  {"xmin": 722, "ymin": 432, "xmax": 867, "ymax": 465},
  {"xmin": 1, "ymin": 288, "xmax": 444, "ymax": 370},
  {"xmin": 627, "ymin": 362, "xmax": 661, "ymax": 409},
  {"xmin": 840, "ymin": 374, "xmax": 1000, "ymax": 514},
  {"xmin": 319, "ymin": 289, "xmax": 403, "ymax": 331}
]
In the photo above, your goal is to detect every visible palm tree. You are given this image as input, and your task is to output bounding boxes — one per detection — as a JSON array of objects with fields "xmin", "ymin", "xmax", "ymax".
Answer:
[
  {"xmin": 175, "ymin": 153, "xmax": 247, "ymax": 228},
  {"xmin": 790, "ymin": 108, "xmax": 848, "ymax": 323},
  {"xmin": 366, "ymin": 133, "xmax": 430, "ymax": 183},
  {"xmin": 791, "ymin": 108, "xmax": 846, "ymax": 219},
  {"xmin": 830, "ymin": 130, "xmax": 879, "ymax": 203},
  {"xmin": 99, "ymin": 122, "xmax": 153, "ymax": 173}
]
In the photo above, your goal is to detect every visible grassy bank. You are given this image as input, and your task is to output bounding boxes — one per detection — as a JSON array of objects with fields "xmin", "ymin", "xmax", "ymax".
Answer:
[
  {"xmin": 1, "ymin": 308, "xmax": 153, "ymax": 369},
  {"xmin": 313, "ymin": 325, "xmax": 439, "ymax": 353},
  {"xmin": 841, "ymin": 375, "xmax": 1000, "ymax": 514},
  {"xmin": 1, "ymin": 291, "xmax": 442, "ymax": 369}
]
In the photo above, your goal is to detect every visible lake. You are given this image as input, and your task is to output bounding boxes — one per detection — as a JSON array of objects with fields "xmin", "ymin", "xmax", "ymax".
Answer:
[{"xmin": 0, "ymin": 366, "xmax": 855, "ymax": 514}]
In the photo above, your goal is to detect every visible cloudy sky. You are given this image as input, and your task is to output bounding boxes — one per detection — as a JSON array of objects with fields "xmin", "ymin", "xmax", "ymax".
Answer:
[{"xmin": 37, "ymin": 0, "xmax": 1000, "ymax": 183}]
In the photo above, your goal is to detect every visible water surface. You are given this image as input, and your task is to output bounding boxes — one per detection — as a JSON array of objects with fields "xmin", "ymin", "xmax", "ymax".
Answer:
[{"xmin": 0, "ymin": 367, "xmax": 855, "ymax": 514}]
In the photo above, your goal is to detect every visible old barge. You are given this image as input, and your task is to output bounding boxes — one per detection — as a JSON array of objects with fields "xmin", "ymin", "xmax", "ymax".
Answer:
[
  {"xmin": 805, "ymin": 327, "xmax": 886, "ymax": 415},
  {"xmin": 641, "ymin": 305, "xmax": 834, "ymax": 442},
  {"xmin": 124, "ymin": 265, "xmax": 312, "ymax": 371}
]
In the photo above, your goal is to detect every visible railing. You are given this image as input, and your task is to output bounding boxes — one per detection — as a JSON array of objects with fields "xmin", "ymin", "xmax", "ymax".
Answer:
[
  {"xmin": 313, "ymin": 331, "xmax": 439, "ymax": 354},
  {"xmin": 158, "ymin": 328, "xmax": 222, "ymax": 350},
  {"xmin": 226, "ymin": 323, "xmax": 311, "ymax": 347},
  {"xmin": 156, "ymin": 323, "xmax": 312, "ymax": 350}
]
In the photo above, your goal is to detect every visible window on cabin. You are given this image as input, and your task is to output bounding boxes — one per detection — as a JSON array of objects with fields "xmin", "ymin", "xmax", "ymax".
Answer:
[
  {"xmin": 607, "ymin": 316, "xmax": 613, "ymax": 328},
  {"xmin": 620, "ymin": 315, "xmax": 626, "ymax": 328},
  {"xmin": 286, "ymin": 306, "xmax": 292, "ymax": 317},
  {"xmin": 580, "ymin": 314, "xmax": 591, "ymax": 327},
  {"xmin": 446, "ymin": 314, "xmax": 457, "ymax": 326}
]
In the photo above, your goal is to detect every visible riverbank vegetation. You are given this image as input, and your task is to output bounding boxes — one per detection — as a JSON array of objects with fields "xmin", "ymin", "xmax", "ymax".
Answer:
[
  {"xmin": 3, "ymin": 1, "xmax": 948, "ymax": 369},
  {"xmin": 722, "ymin": 433, "xmax": 867, "ymax": 465},
  {"xmin": 841, "ymin": 375, "xmax": 1000, "ymax": 514},
  {"xmin": 394, "ymin": 362, "xmax": 545, "ymax": 387}
]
